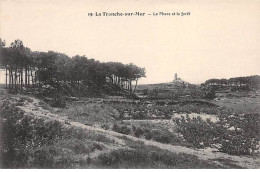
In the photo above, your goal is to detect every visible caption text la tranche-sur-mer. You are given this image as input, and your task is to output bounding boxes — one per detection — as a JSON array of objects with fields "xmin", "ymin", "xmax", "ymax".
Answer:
[{"xmin": 88, "ymin": 12, "xmax": 191, "ymax": 17}]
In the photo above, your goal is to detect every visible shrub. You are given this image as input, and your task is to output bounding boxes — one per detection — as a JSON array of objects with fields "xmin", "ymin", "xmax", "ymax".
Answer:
[
  {"xmin": 55, "ymin": 156, "xmax": 74, "ymax": 169},
  {"xmin": 0, "ymin": 102, "xmax": 64, "ymax": 168},
  {"xmin": 74, "ymin": 142, "xmax": 89, "ymax": 154},
  {"xmin": 173, "ymin": 113, "xmax": 260, "ymax": 155},
  {"xmin": 92, "ymin": 142, "xmax": 103, "ymax": 151},
  {"xmin": 204, "ymin": 89, "xmax": 216, "ymax": 100},
  {"xmin": 219, "ymin": 113, "xmax": 260, "ymax": 155},
  {"xmin": 98, "ymin": 149, "xmax": 149, "ymax": 167},
  {"xmin": 149, "ymin": 129, "xmax": 172, "ymax": 144},
  {"xmin": 220, "ymin": 134, "xmax": 253, "ymax": 155},
  {"xmin": 97, "ymin": 147, "xmax": 219, "ymax": 168},
  {"xmin": 143, "ymin": 130, "xmax": 152, "ymax": 140},
  {"xmin": 112, "ymin": 123, "xmax": 131, "ymax": 135},
  {"xmin": 50, "ymin": 94, "xmax": 66, "ymax": 108},
  {"xmin": 33, "ymin": 149, "xmax": 54, "ymax": 168},
  {"xmin": 132, "ymin": 126, "xmax": 143, "ymax": 138},
  {"xmin": 173, "ymin": 116, "xmax": 220, "ymax": 148},
  {"xmin": 0, "ymin": 99, "xmax": 118, "ymax": 168},
  {"xmin": 101, "ymin": 123, "xmax": 110, "ymax": 130}
]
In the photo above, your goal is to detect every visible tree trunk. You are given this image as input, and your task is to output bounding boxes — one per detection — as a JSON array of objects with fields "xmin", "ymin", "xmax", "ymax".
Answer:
[
  {"xmin": 113, "ymin": 76, "xmax": 115, "ymax": 84},
  {"xmin": 31, "ymin": 68, "xmax": 34, "ymax": 87},
  {"xmin": 18, "ymin": 70, "xmax": 21, "ymax": 90},
  {"xmin": 34, "ymin": 70, "xmax": 37, "ymax": 86},
  {"xmin": 129, "ymin": 80, "xmax": 132, "ymax": 93},
  {"xmin": 9, "ymin": 68, "xmax": 11, "ymax": 89},
  {"xmin": 5, "ymin": 68, "xmax": 7, "ymax": 88},
  {"xmin": 38, "ymin": 70, "xmax": 41, "ymax": 87},
  {"xmin": 110, "ymin": 76, "xmax": 113, "ymax": 84},
  {"xmin": 14, "ymin": 67, "xmax": 17, "ymax": 91},
  {"xmin": 25, "ymin": 66, "xmax": 27, "ymax": 88},
  {"xmin": 21, "ymin": 68, "xmax": 23, "ymax": 90},
  {"xmin": 27, "ymin": 66, "xmax": 30, "ymax": 88},
  {"xmin": 11, "ymin": 68, "xmax": 14, "ymax": 90},
  {"xmin": 132, "ymin": 79, "xmax": 138, "ymax": 95}
]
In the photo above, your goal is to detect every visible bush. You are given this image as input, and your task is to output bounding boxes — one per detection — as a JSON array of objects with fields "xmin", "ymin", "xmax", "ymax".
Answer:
[
  {"xmin": 0, "ymin": 102, "xmax": 64, "ymax": 168},
  {"xmin": 112, "ymin": 123, "xmax": 131, "ymax": 135},
  {"xmin": 173, "ymin": 116, "xmax": 220, "ymax": 148},
  {"xmin": 33, "ymin": 149, "xmax": 54, "ymax": 168},
  {"xmin": 50, "ymin": 94, "xmax": 66, "ymax": 108},
  {"xmin": 173, "ymin": 113, "xmax": 260, "ymax": 155},
  {"xmin": 219, "ymin": 113, "xmax": 260, "ymax": 155},
  {"xmin": 143, "ymin": 130, "xmax": 152, "ymax": 140},
  {"xmin": 112, "ymin": 123, "xmax": 181, "ymax": 145},
  {"xmin": 220, "ymin": 135, "xmax": 253, "ymax": 155},
  {"xmin": 0, "ymin": 98, "xmax": 118, "ymax": 168},
  {"xmin": 97, "ymin": 147, "xmax": 219, "ymax": 168},
  {"xmin": 149, "ymin": 129, "xmax": 172, "ymax": 144},
  {"xmin": 73, "ymin": 142, "xmax": 89, "ymax": 154},
  {"xmin": 93, "ymin": 142, "xmax": 103, "ymax": 151},
  {"xmin": 204, "ymin": 89, "xmax": 216, "ymax": 100},
  {"xmin": 101, "ymin": 123, "xmax": 110, "ymax": 130},
  {"xmin": 98, "ymin": 149, "xmax": 149, "ymax": 167},
  {"xmin": 132, "ymin": 126, "xmax": 143, "ymax": 138}
]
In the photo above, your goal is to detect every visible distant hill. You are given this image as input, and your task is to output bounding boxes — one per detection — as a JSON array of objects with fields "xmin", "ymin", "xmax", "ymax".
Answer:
[
  {"xmin": 136, "ymin": 75, "xmax": 260, "ymax": 99},
  {"xmin": 136, "ymin": 80, "xmax": 191, "ymax": 91},
  {"xmin": 137, "ymin": 73, "xmax": 192, "ymax": 91},
  {"xmin": 135, "ymin": 74, "xmax": 200, "ymax": 99}
]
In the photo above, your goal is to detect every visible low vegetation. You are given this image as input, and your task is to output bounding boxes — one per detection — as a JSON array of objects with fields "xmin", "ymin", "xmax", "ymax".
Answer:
[
  {"xmin": 173, "ymin": 113, "xmax": 260, "ymax": 155},
  {"xmin": 106, "ymin": 99, "xmax": 236, "ymax": 120},
  {"xmin": 0, "ymin": 99, "xmax": 116, "ymax": 168},
  {"xmin": 110, "ymin": 121, "xmax": 189, "ymax": 147},
  {"xmin": 96, "ymin": 139, "xmax": 222, "ymax": 168},
  {"xmin": 0, "ymin": 96, "xmax": 225, "ymax": 168},
  {"xmin": 61, "ymin": 102, "xmax": 120, "ymax": 126}
]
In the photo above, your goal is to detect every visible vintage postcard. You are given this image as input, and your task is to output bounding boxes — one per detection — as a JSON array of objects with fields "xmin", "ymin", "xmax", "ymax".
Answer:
[{"xmin": 0, "ymin": 0, "xmax": 259, "ymax": 169}]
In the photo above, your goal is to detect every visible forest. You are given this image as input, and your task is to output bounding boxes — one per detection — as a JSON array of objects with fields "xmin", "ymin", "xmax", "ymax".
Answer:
[{"xmin": 0, "ymin": 39, "xmax": 146, "ymax": 96}]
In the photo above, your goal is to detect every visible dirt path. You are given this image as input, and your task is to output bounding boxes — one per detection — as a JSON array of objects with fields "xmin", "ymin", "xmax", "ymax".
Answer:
[{"xmin": 13, "ymin": 95, "xmax": 260, "ymax": 169}]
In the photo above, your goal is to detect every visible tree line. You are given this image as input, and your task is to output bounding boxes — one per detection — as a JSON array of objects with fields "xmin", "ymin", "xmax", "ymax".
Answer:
[
  {"xmin": 203, "ymin": 75, "xmax": 260, "ymax": 91},
  {"xmin": 0, "ymin": 39, "xmax": 146, "ymax": 95}
]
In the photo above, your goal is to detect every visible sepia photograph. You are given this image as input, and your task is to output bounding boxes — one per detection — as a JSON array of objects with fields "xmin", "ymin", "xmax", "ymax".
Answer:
[{"xmin": 0, "ymin": 0, "xmax": 259, "ymax": 169}]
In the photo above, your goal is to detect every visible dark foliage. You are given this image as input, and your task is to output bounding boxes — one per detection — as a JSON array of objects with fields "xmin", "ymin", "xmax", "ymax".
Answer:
[
  {"xmin": 204, "ymin": 75, "xmax": 260, "ymax": 91},
  {"xmin": 97, "ymin": 147, "xmax": 221, "ymax": 168},
  {"xmin": 173, "ymin": 113, "xmax": 260, "ymax": 155},
  {"xmin": 50, "ymin": 94, "xmax": 66, "ymax": 108},
  {"xmin": 0, "ymin": 103, "xmax": 64, "ymax": 168},
  {"xmin": 0, "ymin": 38, "xmax": 145, "ymax": 96},
  {"xmin": 204, "ymin": 89, "xmax": 216, "ymax": 100},
  {"xmin": 112, "ymin": 123, "xmax": 131, "ymax": 135}
]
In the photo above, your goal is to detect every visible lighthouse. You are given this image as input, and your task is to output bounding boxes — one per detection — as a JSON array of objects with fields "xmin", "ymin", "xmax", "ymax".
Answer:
[{"xmin": 175, "ymin": 73, "xmax": 178, "ymax": 81}]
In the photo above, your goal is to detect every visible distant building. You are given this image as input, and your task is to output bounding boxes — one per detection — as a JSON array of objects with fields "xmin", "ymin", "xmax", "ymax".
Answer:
[
  {"xmin": 173, "ymin": 73, "xmax": 181, "ymax": 82},
  {"xmin": 170, "ymin": 73, "xmax": 189, "ymax": 87}
]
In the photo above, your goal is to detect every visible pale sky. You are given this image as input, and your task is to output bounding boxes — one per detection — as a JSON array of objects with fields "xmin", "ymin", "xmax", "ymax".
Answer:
[{"xmin": 0, "ymin": 0, "xmax": 260, "ymax": 84}]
